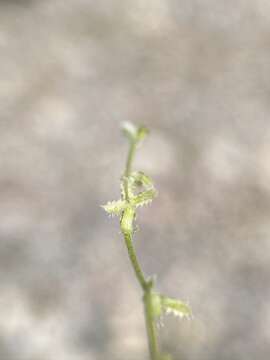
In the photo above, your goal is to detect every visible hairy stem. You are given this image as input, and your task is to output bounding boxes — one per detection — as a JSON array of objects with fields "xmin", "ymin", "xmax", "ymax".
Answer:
[
  {"xmin": 124, "ymin": 139, "xmax": 136, "ymax": 200},
  {"xmin": 144, "ymin": 289, "xmax": 160, "ymax": 360},
  {"xmin": 123, "ymin": 233, "xmax": 148, "ymax": 291},
  {"xmin": 103, "ymin": 124, "xmax": 192, "ymax": 360},
  {"xmin": 121, "ymin": 136, "xmax": 159, "ymax": 360}
]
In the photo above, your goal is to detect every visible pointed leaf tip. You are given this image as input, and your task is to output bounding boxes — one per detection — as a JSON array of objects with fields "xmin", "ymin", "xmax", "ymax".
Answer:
[{"xmin": 102, "ymin": 200, "xmax": 127, "ymax": 216}]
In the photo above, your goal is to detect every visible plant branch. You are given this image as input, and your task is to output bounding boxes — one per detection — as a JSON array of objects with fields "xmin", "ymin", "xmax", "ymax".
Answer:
[
  {"xmin": 123, "ymin": 139, "xmax": 136, "ymax": 201},
  {"xmin": 102, "ymin": 123, "xmax": 192, "ymax": 360},
  {"xmin": 144, "ymin": 289, "xmax": 160, "ymax": 360},
  {"xmin": 121, "ymin": 132, "xmax": 159, "ymax": 360},
  {"xmin": 123, "ymin": 232, "xmax": 148, "ymax": 291}
]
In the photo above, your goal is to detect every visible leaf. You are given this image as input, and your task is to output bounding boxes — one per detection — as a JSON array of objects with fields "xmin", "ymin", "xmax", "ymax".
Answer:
[
  {"xmin": 137, "ymin": 126, "xmax": 149, "ymax": 141},
  {"xmin": 131, "ymin": 189, "xmax": 157, "ymax": 207},
  {"xmin": 123, "ymin": 171, "xmax": 157, "ymax": 205},
  {"xmin": 102, "ymin": 200, "xmax": 127, "ymax": 216},
  {"xmin": 130, "ymin": 171, "xmax": 154, "ymax": 188},
  {"xmin": 149, "ymin": 292, "xmax": 192, "ymax": 321},
  {"xmin": 161, "ymin": 295, "xmax": 192, "ymax": 319}
]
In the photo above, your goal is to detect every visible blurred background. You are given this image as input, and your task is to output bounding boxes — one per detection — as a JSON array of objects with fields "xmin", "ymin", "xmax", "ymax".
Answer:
[{"xmin": 1, "ymin": 1, "xmax": 270, "ymax": 359}]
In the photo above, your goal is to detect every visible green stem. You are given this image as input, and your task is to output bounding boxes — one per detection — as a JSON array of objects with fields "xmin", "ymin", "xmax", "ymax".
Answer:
[
  {"xmin": 123, "ymin": 233, "xmax": 148, "ymax": 291},
  {"xmin": 121, "ymin": 137, "xmax": 160, "ymax": 360},
  {"xmin": 144, "ymin": 289, "xmax": 160, "ymax": 360},
  {"xmin": 124, "ymin": 139, "xmax": 136, "ymax": 200}
]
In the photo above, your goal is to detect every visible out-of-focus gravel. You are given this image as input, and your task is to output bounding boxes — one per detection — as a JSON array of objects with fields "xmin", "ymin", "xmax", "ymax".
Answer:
[{"xmin": 1, "ymin": 1, "xmax": 270, "ymax": 359}]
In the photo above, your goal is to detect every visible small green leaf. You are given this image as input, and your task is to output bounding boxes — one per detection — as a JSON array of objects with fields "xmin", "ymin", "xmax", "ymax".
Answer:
[
  {"xmin": 131, "ymin": 189, "xmax": 157, "ymax": 207},
  {"xmin": 102, "ymin": 200, "xmax": 127, "ymax": 216},
  {"xmin": 130, "ymin": 171, "xmax": 154, "ymax": 188},
  {"xmin": 137, "ymin": 126, "xmax": 149, "ymax": 141},
  {"xmin": 149, "ymin": 292, "xmax": 192, "ymax": 321},
  {"xmin": 161, "ymin": 295, "xmax": 192, "ymax": 319}
]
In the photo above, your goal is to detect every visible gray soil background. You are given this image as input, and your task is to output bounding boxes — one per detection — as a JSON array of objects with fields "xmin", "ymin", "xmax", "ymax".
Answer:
[{"xmin": 0, "ymin": 1, "xmax": 270, "ymax": 359}]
